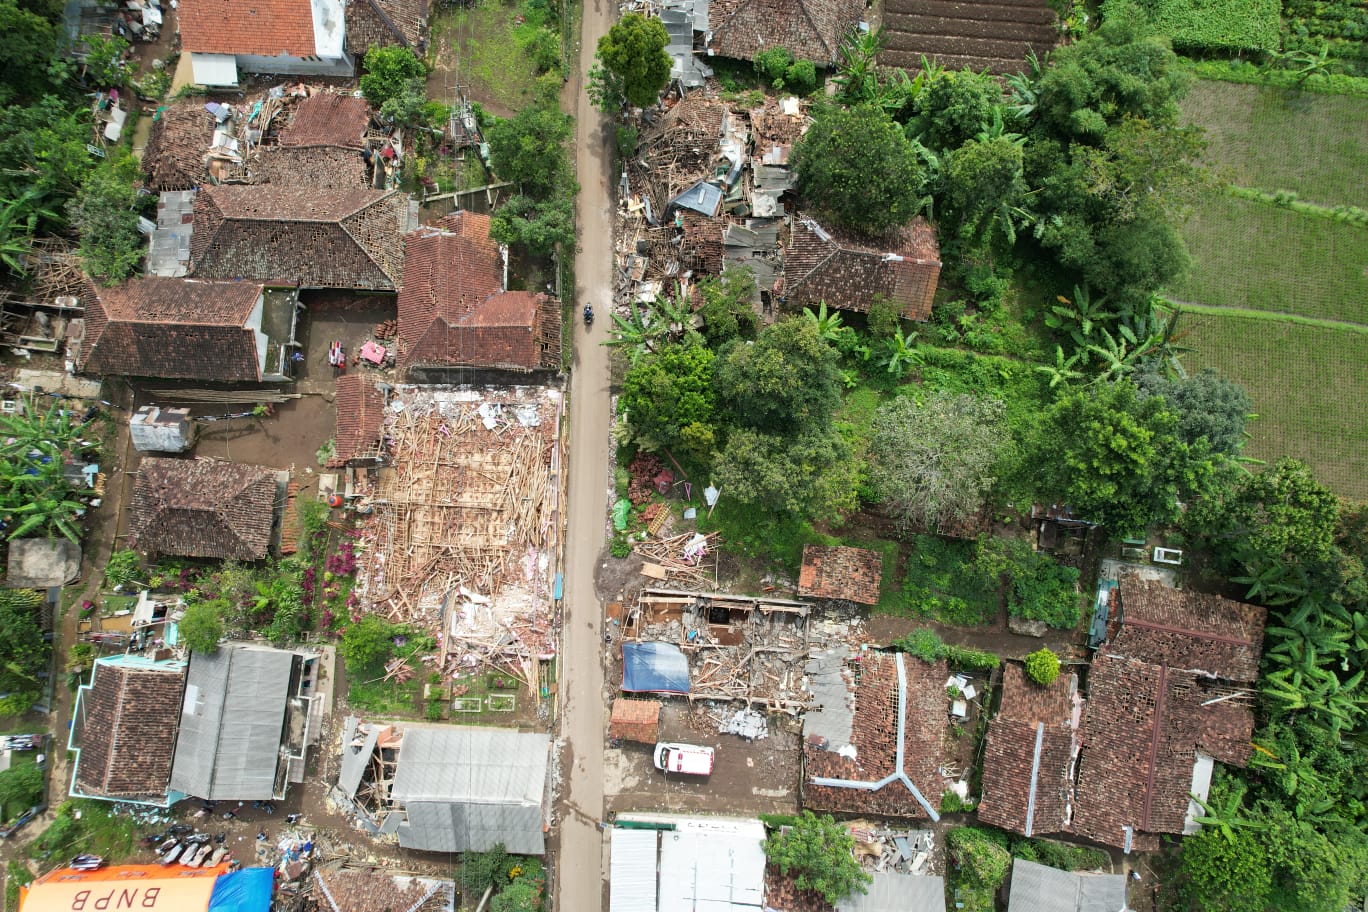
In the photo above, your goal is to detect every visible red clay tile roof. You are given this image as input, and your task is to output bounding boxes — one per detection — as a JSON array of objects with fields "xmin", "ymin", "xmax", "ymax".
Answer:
[
  {"xmin": 978, "ymin": 665, "xmax": 1080, "ymax": 837},
  {"xmin": 1071, "ymin": 653, "xmax": 1255, "ymax": 851},
  {"xmin": 1110, "ymin": 578, "xmax": 1267, "ymax": 683},
  {"xmin": 75, "ymin": 662, "xmax": 184, "ymax": 799},
  {"xmin": 397, "ymin": 214, "xmax": 561, "ymax": 374},
  {"xmin": 128, "ymin": 457, "xmax": 282, "ymax": 560},
  {"xmin": 797, "ymin": 545, "xmax": 883, "ymax": 605},
  {"xmin": 190, "ymin": 185, "xmax": 407, "ymax": 290},
  {"xmin": 142, "ymin": 102, "xmax": 215, "ymax": 191},
  {"xmin": 708, "ymin": 0, "xmax": 864, "ymax": 64},
  {"xmin": 314, "ymin": 869, "xmax": 450, "ymax": 912},
  {"xmin": 784, "ymin": 215, "xmax": 941, "ymax": 321},
  {"xmin": 609, "ymin": 698, "xmax": 662, "ymax": 744},
  {"xmin": 253, "ymin": 146, "xmax": 371, "ymax": 189},
  {"xmin": 279, "ymin": 94, "xmax": 371, "ymax": 149},
  {"xmin": 803, "ymin": 652, "xmax": 946, "ymax": 818},
  {"xmin": 328, "ymin": 374, "xmax": 386, "ymax": 465},
  {"xmin": 178, "ymin": 0, "xmax": 317, "ymax": 57},
  {"xmin": 80, "ymin": 278, "xmax": 265, "ymax": 382},
  {"xmin": 345, "ymin": 0, "xmax": 429, "ymax": 52}
]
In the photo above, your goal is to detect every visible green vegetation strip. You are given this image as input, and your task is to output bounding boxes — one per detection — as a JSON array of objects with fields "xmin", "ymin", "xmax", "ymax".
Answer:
[
  {"xmin": 1160, "ymin": 299, "xmax": 1368, "ymax": 335},
  {"xmin": 1181, "ymin": 60, "xmax": 1368, "ymax": 98}
]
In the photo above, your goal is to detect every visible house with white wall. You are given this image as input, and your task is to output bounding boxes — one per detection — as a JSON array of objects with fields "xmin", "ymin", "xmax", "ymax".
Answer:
[{"xmin": 178, "ymin": 0, "xmax": 352, "ymax": 87}]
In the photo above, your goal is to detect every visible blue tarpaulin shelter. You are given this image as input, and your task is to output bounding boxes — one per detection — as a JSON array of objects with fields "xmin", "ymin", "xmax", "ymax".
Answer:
[
  {"xmin": 622, "ymin": 642, "xmax": 691, "ymax": 694},
  {"xmin": 208, "ymin": 867, "xmax": 274, "ymax": 911}
]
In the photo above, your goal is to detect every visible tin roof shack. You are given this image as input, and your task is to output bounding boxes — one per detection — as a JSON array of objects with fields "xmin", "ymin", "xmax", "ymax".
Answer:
[
  {"xmin": 68, "ymin": 654, "xmax": 187, "ymax": 807},
  {"xmin": 978, "ymin": 665, "xmax": 1083, "ymax": 838},
  {"xmin": 706, "ymin": 0, "xmax": 864, "ymax": 65},
  {"xmin": 803, "ymin": 651, "xmax": 946, "ymax": 820},
  {"xmin": 798, "ymin": 545, "xmax": 883, "ymax": 606},
  {"xmin": 340, "ymin": 722, "xmax": 551, "ymax": 854},
  {"xmin": 130, "ymin": 406, "xmax": 197, "ymax": 454},
  {"xmin": 326, "ymin": 374, "xmax": 387, "ymax": 467},
  {"xmin": 169, "ymin": 644, "xmax": 321, "ymax": 801},
  {"xmin": 609, "ymin": 815, "xmax": 767, "ymax": 912},
  {"xmin": 189, "ymin": 185, "xmax": 412, "ymax": 291},
  {"xmin": 178, "ymin": 0, "xmax": 354, "ymax": 88},
  {"xmin": 127, "ymin": 457, "xmax": 287, "ymax": 561},
  {"xmin": 784, "ymin": 216, "xmax": 941, "ymax": 322},
  {"xmin": 345, "ymin": 0, "xmax": 429, "ymax": 55},
  {"xmin": 76, "ymin": 278, "xmax": 300, "ymax": 382},
  {"xmin": 1006, "ymin": 860, "xmax": 1126, "ymax": 912},
  {"xmin": 1107, "ymin": 577, "xmax": 1267, "ymax": 682},
  {"xmin": 1071, "ymin": 654, "xmax": 1256, "ymax": 852},
  {"xmin": 312, "ymin": 867, "xmax": 454, "ymax": 912},
  {"xmin": 397, "ymin": 214, "xmax": 562, "ymax": 382}
]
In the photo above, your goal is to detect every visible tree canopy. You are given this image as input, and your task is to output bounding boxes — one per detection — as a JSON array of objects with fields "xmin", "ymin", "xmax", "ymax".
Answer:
[
  {"xmin": 793, "ymin": 103, "xmax": 929, "ymax": 236},
  {"xmin": 359, "ymin": 46, "xmax": 427, "ymax": 112},
  {"xmin": 715, "ymin": 318, "xmax": 843, "ymax": 434},
  {"xmin": 1134, "ymin": 366, "xmax": 1252, "ymax": 456},
  {"xmin": 764, "ymin": 811, "xmax": 871, "ymax": 904},
  {"xmin": 619, "ymin": 343, "xmax": 717, "ymax": 460},
  {"xmin": 178, "ymin": 599, "xmax": 225, "ymax": 654},
  {"xmin": 486, "ymin": 106, "xmax": 574, "ymax": 198},
  {"xmin": 0, "ymin": 590, "xmax": 48, "ymax": 716},
  {"xmin": 592, "ymin": 13, "xmax": 671, "ymax": 110}
]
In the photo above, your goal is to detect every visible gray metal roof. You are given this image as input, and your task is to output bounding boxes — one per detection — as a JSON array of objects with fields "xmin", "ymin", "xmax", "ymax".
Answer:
[
  {"xmin": 169, "ymin": 644, "xmax": 296, "ymax": 800},
  {"xmin": 1007, "ymin": 860, "xmax": 1128, "ymax": 912},
  {"xmin": 803, "ymin": 645, "xmax": 854, "ymax": 748},
  {"xmin": 339, "ymin": 716, "xmax": 380, "ymax": 800},
  {"xmin": 836, "ymin": 872, "xmax": 946, "ymax": 912},
  {"xmin": 391, "ymin": 727, "xmax": 550, "ymax": 855}
]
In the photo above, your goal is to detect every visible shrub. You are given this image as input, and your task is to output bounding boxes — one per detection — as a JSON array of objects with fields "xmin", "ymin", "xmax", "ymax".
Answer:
[
  {"xmin": 892, "ymin": 628, "xmax": 943, "ymax": 662},
  {"xmin": 940, "ymin": 791, "xmax": 966, "ymax": 813},
  {"xmin": 103, "ymin": 549, "xmax": 141, "ymax": 589},
  {"xmin": 784, "ymin": 59, "xmax": 817, "ymax": 95},
  {"xmin": 1011, "ymin": 836, "xmax": 1109, "ymax": 871},
  {"xmin": 940, "ymin": 644, "xmax": 1001, "ymax": 671},
  {"xmin": 360, "ymin": 46, "xmax": 426, "ymax": 110},
  {"xmin": 754, "ymin": 47, "xmax": 794, "ymax": 86},
  {"xmin": 947, "ymin": 827, "xmax": 1011, "ymax": 890},
  {"xmin": 610, "ymin": 536, "xmax": 632, "ymax": 559},
  {"xmin": 1110, "ymin": 0, "xmax": 1279, "ymax": 54},
  {"xmin": 1024, "ymin": 648, "xmax": 1061, "ymax": 686}
]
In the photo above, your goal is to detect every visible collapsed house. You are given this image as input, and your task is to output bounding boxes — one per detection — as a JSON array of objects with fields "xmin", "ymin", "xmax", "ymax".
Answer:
[
  {"xmin": 127, "ymin": 457, "xmax": 288, "ymax": 561},
  {"xmin": 706, "ymin": 0, "xmax": 865, "ymax": 65},
  {"xmin": 345, "ymin": 0, "xmax": 429, "ymax": 55},
  {"xmin": 178, "ymin": 0, "xmax": 354, "ymax": 87},
  {"xmin": 977, "ymin": 664, "xmax": 1082, "ymax": 838},
  {"xmin": 802, "ymin": 650, "xmax": 947, "ymax": 820},
  {"xmin": 351, "ymin": 385, "xmax": 562, "ymax": 691},
  {"xmin": 797, "ymin": 545, "xmax": 883, "ymax": 606},
  {"xmin": 1069, "ymin": 577, "xmax": 1266, "ymax": 852},
  {"xmin": 337, "ymin": 719, "xmax": 551, "ymax": 854},
  {"xmin": 311, "ymin": 867, "xmax": 454, "ymax": 912},
  {"xmin": 397, "ymin": 213, "xmax": 562, "ymax": 382},
  {"xmin": 189, "ymin": 185, "xmax": 413, "ymax": 291},
  {"xmin": 74, "ymin": 277, "xmax": 300, "ymax": 382}
]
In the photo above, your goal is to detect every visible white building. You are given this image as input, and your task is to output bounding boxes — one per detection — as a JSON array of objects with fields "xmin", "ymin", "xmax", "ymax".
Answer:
[
  {"xmin": 610, "ymin": 815, "xmax": 767, "ymax": 912},
  {"xmin": 177, "ymin": 0, "xmax": 353, "ymax": 88}
]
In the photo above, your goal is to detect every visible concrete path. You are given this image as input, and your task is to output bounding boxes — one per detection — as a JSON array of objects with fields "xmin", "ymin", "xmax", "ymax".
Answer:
[{"xmin": 554, "ymin": 0, "xmax": 616, "ymax": 907}]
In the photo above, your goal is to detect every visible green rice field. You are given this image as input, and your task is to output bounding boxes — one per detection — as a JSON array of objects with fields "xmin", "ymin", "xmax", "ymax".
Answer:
[{"xmin": 1180, "ymin": 310, "xmax": 1368, "ymax": 500}]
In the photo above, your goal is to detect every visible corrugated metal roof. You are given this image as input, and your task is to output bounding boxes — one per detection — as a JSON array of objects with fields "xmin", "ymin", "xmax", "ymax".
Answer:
[
  {"xmin": 836, "ymin": 872, "xmax": 946, "ymax": 912},
  {"xmin": 1007, "ymin": 860, "xmax": 1127, "ymax": 912},
  {"xmin": 610, "ymin": 829, "xmax": 658, "ymax": 912},
  {"xmin": 803, "ymin": 646, "xmax": 854, "ymax": 748},
  {"xmin": 338, "ymin": 716, "xmax": 381, "ymax": 799},
  {"xmin": 659, "ymin": 827, "xmax": 765, "ymax": 912},
  {"xmin": 169, "ymin": 645, "xmax": 296, "ymax": 800}
]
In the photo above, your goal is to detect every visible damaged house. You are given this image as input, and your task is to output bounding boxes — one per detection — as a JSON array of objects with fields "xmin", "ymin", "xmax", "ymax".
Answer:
[
  {"xmin": 706, "ymin": 0, "xmax": 865, "ymax": 66},
  {"xmin": 74, "ymin": 277, "xmax": 300, "ymax": 383},
  {"xmin": 783, "ymin": 215, "xmax": 942, "ymax": 322},
  {"xmin": 798, "ymin": 545, "xmax": 883, "ymax": 606},
  {"xmin": 397, "ymin": 212, "xmax": 562, "ymax": 382},
  {"xmin": 127, "ymin": 457, "xmax": 288, "ymax": 561},
  {"xmin": 338, "ymin": 719, "xmax": 551, "ymax": 854},
  {"xmin": 259, "ymin": 91, "xmax": 376, "ymax": 190},
  {"xmin": 802, "ymin": 650, "xmax": 946, "ymax": 820},
  {"xmin": 189, "ymin": 185, "xmax": 413, "ymax": 291},
  {"xmin": 345, "ymin": 0, "xmax": 429, "ymax": 55},
  {"xmin": 326, "ymin": 374, "xmax": 388, "ymax": 467},
  {"xmin": 177, "ymin": 0, "xmax": 354, "ymax": 88}
]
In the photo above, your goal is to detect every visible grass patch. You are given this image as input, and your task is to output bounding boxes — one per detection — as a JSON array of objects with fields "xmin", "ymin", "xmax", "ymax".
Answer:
[
  {"xmin": 431, "ymin": 0, "xmax": 553, "ymax": 114},
  {"xmin": 28, "ymin": 801, "xmax": 139, "ymax": 864},
  {"xmin": 1179, "ymin": 310, "xmax": 1368, "ymax": 500},
  {"xmin": 884, "ymin": 534, "xmax": 998, "ymax": 624},
  {"xmin": 347, "ymin": 678, "xmax": 422, "ymax": 717},
  {"xmin": 1166, "ymin": 193, "xmax": 1368, "ymax": 325},
  {"xmin": 1181, "ymin": 80, "xmax": 1368, "ymax": 208}
]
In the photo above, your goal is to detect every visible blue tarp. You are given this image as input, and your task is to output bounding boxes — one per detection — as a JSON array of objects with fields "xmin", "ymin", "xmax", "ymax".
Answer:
[
  {"xmin": 208, "ymin": 867, "xmax": 274, "ymax": 912},
  {"xmin": 621, "ymin": 642, "xmax": 691, "ymax": 694}
]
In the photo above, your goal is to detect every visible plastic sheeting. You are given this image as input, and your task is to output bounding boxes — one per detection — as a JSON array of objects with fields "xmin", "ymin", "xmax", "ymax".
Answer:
[
  {"xmin": 622, "ymin": 642, "xmax": 691, "ymax": 694},
  {"xmin": 207, "ymin": 867, "xmax": 274, "ymax": 912}
]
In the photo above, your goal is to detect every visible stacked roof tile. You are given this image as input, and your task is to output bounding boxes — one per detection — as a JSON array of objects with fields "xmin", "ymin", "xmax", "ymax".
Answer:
[
  {"xmin": 190, "ymin": 185, "xmax": 408, "ymax": 290},
  {"xmin": 313, "ymin": 869, "xmax": 451, "ymax": 912},
  {"xmin": 128, "ymin": 457, "xmax": 281, "ymax": 560},
  {"xmin": 79, "ymin": 278, "xmax": 265, "ymax": 381},
  {"xmin": 785, "ymin": 215, "xmax": 942, "ymax": 321},
  {"xmin": 797, "ymin": 545, "xmax": 883, "ymax": 605},
  {"xmin": 707, "ymin": 0, "xmax": 864, "ymax": 64}
]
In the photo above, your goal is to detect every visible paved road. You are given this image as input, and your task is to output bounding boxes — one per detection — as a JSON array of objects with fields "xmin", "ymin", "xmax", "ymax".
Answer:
[{"xmin": 555, "ymin": 0, "xmax": 615, "ymax": 907}]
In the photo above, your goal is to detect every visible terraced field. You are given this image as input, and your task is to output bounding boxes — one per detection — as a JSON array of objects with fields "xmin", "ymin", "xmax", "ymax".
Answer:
[{"xmin": 879, "ymin": 0, "xmax": 1058, "ymax": 74}]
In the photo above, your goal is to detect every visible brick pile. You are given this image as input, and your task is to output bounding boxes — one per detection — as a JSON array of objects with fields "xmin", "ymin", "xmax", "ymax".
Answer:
[{"xmin": 798, "ymin": 546, "xmax": 883, "ymax": 605}]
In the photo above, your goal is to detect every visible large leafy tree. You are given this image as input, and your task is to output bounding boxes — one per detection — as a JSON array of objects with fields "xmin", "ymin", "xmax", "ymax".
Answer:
[
  {"xmin": 1134, "ymin": 366, "xmax": 1252, "ymax": 456},
  {"xmin": 906, "ymin": 68, "xmax": 1006, "ymax": 152},
  {"xmin": 619, "ymin": 343, "xmax": 716, "ymax": 460},
  {"xmin": 943, "ymin": 135, "xmax": 1028, "ymax": 254},
  {"xmin": 359, "ymin": 46, "xmax": 426, "ymax": 111},
  {"xmin": 712, "ymin": 427, "xmax": 856, "ymax": 519},
  {"xmin": 714, "ymin": 318, "xmax": 842, "ymax": 434},
  {"xmin": 486, "ymin": 105, "xmax": 573, "ymax": 198},
  {"xmin": 0, "ymin": 590, "xmax": 49, "ymax": 716},
  {"xmin": 868, "ymin": 392, "xmax": 1008, "ymax": 531},
  {"xmin": 764, "ymin": 811, "xmax": 870, "ymax": 904},
  {"xmin": 489, "ymin": 193, "xmax": 575, "ymax": 256},
  {"xmin": 591, "ymin": 13, "xmax": 670, "ymax": 110},
  {"xmin": 1036, "ymin": 379, "xmax": 1211, "ymax": 534},
  {"xmin": 67, "ymin": 160, "xmax": 143, "ymax": 283},
  {"xmin": 793, "ymin": 103, "xmax": 929, "ymax": 236},
  {"xmin": 0, "ymin": 0, "xmax": 61, "ymax": 107}
]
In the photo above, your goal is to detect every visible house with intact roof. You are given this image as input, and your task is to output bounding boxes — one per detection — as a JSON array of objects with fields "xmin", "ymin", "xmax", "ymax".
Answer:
[
  {"xmin": 127, "ymin": 457, "xmax": 288, "ymax": 561},
  {"xmin": 177, "ymin": 0, "xmax": 354, "ymax": 88},
  {"xmin": 75, "ymin": 277, "xmax": 300, "ymax": 382},
  {"xmin": 783, "ymin": 215, "xmax": 942, "ymax": 322}
]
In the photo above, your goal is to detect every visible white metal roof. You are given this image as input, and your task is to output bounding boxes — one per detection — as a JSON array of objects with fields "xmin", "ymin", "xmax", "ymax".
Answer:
[
  {"xmin": 658, "ymin": 825, "xmax": 765, "ymax": 912},
  {"xmin": 610, "ymin": 829, "xmax": 658, "ymax": 912}
]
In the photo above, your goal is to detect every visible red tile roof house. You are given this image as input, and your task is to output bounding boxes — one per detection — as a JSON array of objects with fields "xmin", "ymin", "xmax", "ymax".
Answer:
[
  {"xmin": 127, "ymin": 457, "xmax": 288, "ymax": 560},
  {"xmin": 75, "ymin": 277, "xmax": 300, "ymax": 382},
  {"xmin": 190, "ymin": 185, "xmax": 412, "ymax": 291},
  {"xmin": 977, "ymin": 664, "xmax": 1083, "ymax": 838},
  {"xmin": 397, "ymin": 212, "xmax": 563, "ymax": 382},
  {"xmin": 803, "ymin": 649, "xmax": 947, "ymax": 820},
  {"xmin": 706, "ymin": 0, "xmax": 865, "ymax": 66},
  {"xmin": 783, "ymin": 215, "xmax": 942, "ymax": 321},
  {"xmin": 177, "ymin": 0, "xmax": 354, "ymax": 88},
  {"xmin": 326, "ymin": 373, "xmax": 387, "ymax": 467},
  {"xmin": 68, "ymin": 654, "xmax": 187, "ymax": 808}
]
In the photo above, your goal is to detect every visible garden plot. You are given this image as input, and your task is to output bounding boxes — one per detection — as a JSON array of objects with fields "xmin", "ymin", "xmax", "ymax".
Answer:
[
  {"xmin": 352, "ymin": 385, "xmax": 564, "ymax": 690},
  {"xmin": 878, "ymin": 0, "xmax": 1057, "ymax": 75}
]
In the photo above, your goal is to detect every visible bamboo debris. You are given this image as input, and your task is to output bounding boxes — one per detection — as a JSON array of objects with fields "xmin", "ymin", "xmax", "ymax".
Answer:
[{"xmin": 632, "ymin": 531, "xmax": 719, "ymax": 586}]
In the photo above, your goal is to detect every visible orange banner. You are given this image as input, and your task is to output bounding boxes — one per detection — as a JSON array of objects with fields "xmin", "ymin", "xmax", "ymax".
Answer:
[{"xmin": 21, "ymin": 864, "xmax": 228, "ymax": 912}]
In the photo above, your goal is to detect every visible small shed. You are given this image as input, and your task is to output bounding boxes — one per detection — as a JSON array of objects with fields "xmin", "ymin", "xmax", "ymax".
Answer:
[
  {"xmin": 798, "ymin": 545, "xmax": 883, "ymax": 605},
  {"xmin": 610, "ymin": 698, "xmax": 662, "ymax": 744},
  {"xmin": 1006, "ymin": 859, "xmax": 1127, "ymax": 912},
  {"xmin": 130, "ymin": 406, "xmax": 197, "ymax": 453}
]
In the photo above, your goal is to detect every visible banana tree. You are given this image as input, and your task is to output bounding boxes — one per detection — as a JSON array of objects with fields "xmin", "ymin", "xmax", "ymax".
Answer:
[
  {"xmin": 1188, "ymin": 778, "xmax": 1268, "ymax": 843},
  {"xmin": 5, "ymin": 489, "xmax": 85, "ymax": 544},
  {"xmin": 1036, "ymin": 345, "xmax": 1085, "ymax": 388},
  {"xmin": 879, "ymin": 329, "xmax": 922, "ymax": 379},
  {"xmin": 803, "ymin": 301, "xmax": 847, "ymax": 344},
  {"xmin": 1045, "ymin": 285, "xmax": 1117, "ymax": 353},
  {"xmin": 832, "ymin": 27, "xmax": 886, "ymax": 105}
]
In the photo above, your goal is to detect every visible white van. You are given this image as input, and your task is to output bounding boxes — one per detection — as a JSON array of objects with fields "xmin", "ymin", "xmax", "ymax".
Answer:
[{"xmin": 653, "ymin": 742, "xmax": 715, "ymax": 776}]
